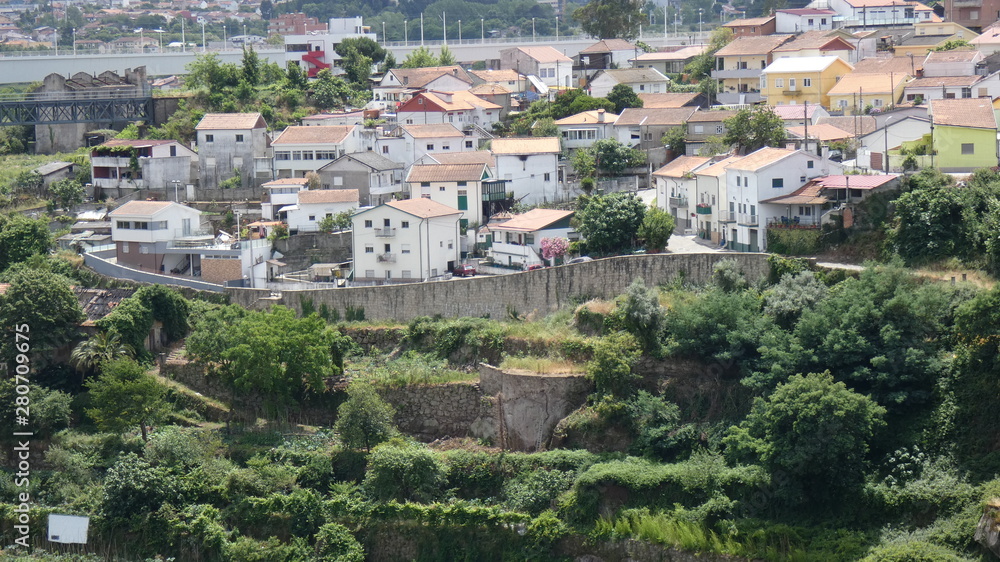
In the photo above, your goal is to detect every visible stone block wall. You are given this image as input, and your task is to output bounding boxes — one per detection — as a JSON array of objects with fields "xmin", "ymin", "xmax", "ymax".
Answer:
[
  {"xmin": 226, "ymin": 253, "xmax": 770, "ymax": 322},
  {"xmin": 378, "ymin": 383, "xmax": 487, "ymax": 442}
]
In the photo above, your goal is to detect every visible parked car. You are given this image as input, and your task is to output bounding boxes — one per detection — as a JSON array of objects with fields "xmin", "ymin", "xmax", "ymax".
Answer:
[
  {"xmin": 566, "ymin": 256, "xmax": 593, "ymax": 265},
  {"xmin": 527, "ymin": 264, "xmax": 545, "ymax": 271},
  {"xmin": 453, "ymin": 264, "xmax": 477, "ymax": 277}
]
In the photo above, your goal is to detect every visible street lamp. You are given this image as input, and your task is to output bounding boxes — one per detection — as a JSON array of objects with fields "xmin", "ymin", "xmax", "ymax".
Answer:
[
  {"xmin": 404, "ymin": 19, "xmax": 408, "ymax": 44},
  {"xmin": 72, "ymin": 27, "xmax": 76, "ymax": 55},
  {"xmin": 699, "ymin": 9, "xmax": 703, "ymax": 37},
  {"xmin": 481, "ymin": 18, "xmax": 485, "ymax": 41},
  {"xmin": 382, "ymin": 21, "xmax": 385, "ymax": 41},
  {"xmin": 171, "ymin": 180, "xmax": 180, "ymax": 202},
  {"xmin": 458, "ymin": 20, "xmax": 461, "ymax": 42},
  {"xmin": 532, "ymin": 17, "xmax": 535, "ymax": 41},
  {"xmin": 201, "ymin": 21, "xmax": 206, "ymax": 52},
  {"xmin": 883, "ymin": 116, "xmax": 893, "ymax": 173},
  {"xmin": 135, "ymin": 28, "xmax": 143, "ymax": 53}
]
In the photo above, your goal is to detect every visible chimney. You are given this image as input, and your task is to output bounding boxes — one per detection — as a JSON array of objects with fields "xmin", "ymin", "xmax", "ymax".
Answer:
[
  {"xmin": 597, "ymin": 108, "xmax": 606, "ymax": 123},
  {"xmin": 403, "ymin": 76, "xmax": 409, "ymax": 85},
  {"xmin": 453, "ymin": 68, "xmax": 459, "ymax": 76}
]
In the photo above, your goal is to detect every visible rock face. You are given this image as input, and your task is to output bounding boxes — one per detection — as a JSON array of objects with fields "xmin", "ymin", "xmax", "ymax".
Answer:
[
  {"xmin": 476, "ymin": 364, "xmax": 592, "ymax": 452},
  {"xmin": 974, "ymin": 500, "xmax": 1000, "ymax": 558}
]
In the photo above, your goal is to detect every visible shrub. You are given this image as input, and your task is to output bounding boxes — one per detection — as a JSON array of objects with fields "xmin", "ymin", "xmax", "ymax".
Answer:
[
  {"xmin": 586, "ymin": 332, "xmax": 641, "ymax": 398},
  {"xmin": 315, "ymin": 523, "xmax": 365, "ymax": 561},
  {"xmin": 712, "ymin": 258, "xmax": 747, "ymax": 292},
  {"xmin": 362, "ymin": 440, "xmax": 447, "ymax": 503},
  {"xmin": 767, "ymin": 228, "xmax": 822, "ymax": 255},
  {"xmin": 334, "ymin": 382, "xmax": 398, "ymax": 451},
  {"xmin": 860, "ymin": 540, "xmax": 968, "ymax": 562},
  {"xmin": 504, "ymin": 469, "xmax": 575, "ymax": 514},
  {"xmin": 619, "ymin": 279, "xmax": 666, "ymax": 354}
]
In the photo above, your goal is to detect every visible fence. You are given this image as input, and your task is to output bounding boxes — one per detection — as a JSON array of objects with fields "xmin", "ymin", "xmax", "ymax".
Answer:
[{"xmin": 83, "ymin": 249, "xmax": 225, "ymax": 292}]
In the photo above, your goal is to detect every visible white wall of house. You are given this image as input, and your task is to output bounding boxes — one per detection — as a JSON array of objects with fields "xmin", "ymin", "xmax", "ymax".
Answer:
[
  {"xmin": 489, "ymin": 225, "xmax": 574, "ymax": 268},
  {"xmin": 409, "ymin": 179, "xmax": 484, "ymax": 226},
  {"xmin": 352, "ymin": 207, "xmax": 461, "ymax": 282},
  {"xmin": 111, "ymin": 204, "xmax": 204, "ymax": 244},
  {"xmin": 197, "ymin": 127, "xmax": 269, "ymax": 190},
  {"xmin": 273, "ymin": 129, "xmax": 362, "ymax": 179},
  {"xmin": 286, "ymin": 199, "xmax": 358, "ymax": 232},
  {"xmin": 694, "ymin": 173, "xmax": 728, "ymax": 243},
  {"xmin": 557, "ymin": 123, "xmax": 615, "ymax": 151},
  {"xmin": 856, "ymin": 117, "xmax": 932, "ymax": 170},
  {"xmin": 494, "ymin": 153, "xmax": 560, "ymax": 206},
  {"xmin": 588, "ymin": 74, "xmax": 669, "ymax": 98},
  {"xmin": 262, "ymin": 185, "xmax": 306, "ymax": 220},
  {"xmin": 397, "ymin": 106, "xmax": 500, "ymax": 129},
  {"xmin": 775, "ymin": 11, "xmax": 836, "ymax": 33}
]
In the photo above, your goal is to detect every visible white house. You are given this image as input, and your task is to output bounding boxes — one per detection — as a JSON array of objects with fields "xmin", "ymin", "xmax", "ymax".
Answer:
[
  {"xmin": 406, "ymin": 162, "xmax": 497, "ymax": 228},
  {"xmin": 396, "ymin": 90, "xmax": 502, "ymax": 129},
  {"xmin": 351, "ymin": 198, "xmax": 463, "ymax": 284},
  {"xmin": 469, "ymin": 69, "xmax": 527, "ymax": 93},
  {"xmin": 722, "ymin": 148, "xmax": 841, "ymax": 252},
  {"xmin": 195, "ymin": 112, "xmax": 270, "ymax": 190},
  {"xmin": 109, "ymin": 200, "xmax": 269, "ymax": 286},
  {"xmin": 317, "ymin": 152, "xmax": 404, "ymax": 206},
  {"xmin": 500, "ymin": 46, "xmax": 573, "ymax": 91},
  {"xmin": 261, "ymin": 177, "xmax": 309, "ymax": 220},
  {"xmin": 376, "ymin": 124, "xmax": 472, "ymax": 168},
  {"xmin": 922, "ymin": 49, "xmax": 984, "ymax": 77},
  {"xmin": 694, "ymin": 155, "xmax": 742, "ymax": 245},
  {"xmin": 587, "ymin": 68, "xmax": 671, "ymax": 98},
  {"xmin": 491, "ymin": 137, "xmax": 562, "ymax": 206},
  {"xmin": 282, "ymin": 189, "xmax": 360, "ymax": 232},
  {"xmin": 774, "ymin": 8, "xmax": 838, "ymax": 33},
  {"xmin": 488, "ymin": 209, "xmax": 575, "ymax": 268},
  {"xmin": 282, "ymin": 16, "xmax": 377, "ymax": 77},
  {"xmin": 652, "ymin": 156, "xmax": 712, "ymax": 233},
  {"xmin": 372, "ymin": 66, "xmax": 475, "ymax": 109},
  {"xmin": 553, "ymin": 109, "xmax": 619, "ymax": 151},
  {"xmin": 855, "ymin": 115, "xmax": 932, "ymax": 170},
  {"xmin": 826, "ymin": 0, "xmax": 938, "ymax": 27},
  {"xmin": 90, "ymin": 139, "xmax": 197, "ymax": 197},
  {"xmin": 271, "ymin": 125, "xmax": 361, "ymax": 179}
]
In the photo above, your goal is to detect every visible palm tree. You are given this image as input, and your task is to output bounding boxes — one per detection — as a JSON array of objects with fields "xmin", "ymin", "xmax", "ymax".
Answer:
[{"xmin": 70, "ymin": 331, "xmax": 135, "ymax": 383}]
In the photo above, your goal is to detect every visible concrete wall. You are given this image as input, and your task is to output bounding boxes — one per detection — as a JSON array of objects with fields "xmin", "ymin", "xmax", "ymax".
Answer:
[
  {"xmin": 226, "ymin": 253, "xmax": 770, "ymax": 321},
  {"xmin": 272, "ymin": 231, "xmax": 352, "ymax": 271},
  {"xmin": 84, "ymin": 249, "xmax": 224, "ymax": 292}
]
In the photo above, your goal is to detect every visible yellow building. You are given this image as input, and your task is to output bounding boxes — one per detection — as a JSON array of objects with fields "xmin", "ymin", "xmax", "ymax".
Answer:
[
  {"xmin": 760, "ymin": 55, "xmax": 854, "ymax": 109},
  {"xmin": 828, "ymin": 73, "xmax": 910, "ymax": 114},
  {"xmin": 711, "ymin": 34, "xmax": 793, "ymax": 104}
]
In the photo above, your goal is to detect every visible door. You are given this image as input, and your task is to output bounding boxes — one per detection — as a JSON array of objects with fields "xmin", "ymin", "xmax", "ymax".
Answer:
[
  {"xmin": 181, "ymin": 218, "xmax": 191, "ymax": 236},
  {"xmin": 749, "ymin": 229, "xmax": 759, "ymax": 252}
]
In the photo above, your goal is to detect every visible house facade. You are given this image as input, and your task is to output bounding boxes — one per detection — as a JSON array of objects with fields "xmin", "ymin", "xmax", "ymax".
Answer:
[
  {"xmin": 283, "ymin": 189, "xmax": 360, "ymax": 232},
  {"xmin": 261, "ymin": 177, "xmax": 308, "ymax": 220},
  {"xmin": 491, "ymin": 137, "xmax": 562, "ymax": 206},
  {"xmin": 376, "ymin": 123, "xmax": 473, "ymax": 168},
  {"xmin": 774, "ymin": 8, "xmax": 838, "ymax": 33},
  {"xmin": 694, "ymin": 156, "xmax": 742, "ymax": 244},
  {"xmin": 499, "ymin": 46, "xmax": 573, "ymax": 89},
  {"xmin": 195, "ymin": 112, "xmax": 270, "ymax": 190},
  {"xmin": 488, "ymin": 209, "xmax": 575, "ymax": 268},
  {"xmin": 614, "ymin": 107, "xmax": 697, "ymax": 151},
  {"xmin": 930, "ymin": 98, "xmax": 999, "ymax": 172},
  {"xmin": 827, "ymin": 72, "xmax": 908, "ymax": 113},
  {"xmin": 553, "ymin": 109, "xmax": 618, "ymax": 151},
  {"xmin": 760, "ymin": 55, "xmax": 853, "ymax": 109},
  {"xmin": 351, "ymin": 199, "xmax": 462, "ymax": 284},
  {"xmin": 629, "ymin": 46, "xmax": 706, "ymax": 75},
  {"xmin": 712, "ymin": 35, "xmax": 793, "ymax": 104},
  {"xmin": 406, "ymin": 162, "xmax": 503, "ymax": 228},
  {"xmin": 653, "ymin": 156, "xmax": 711, "ymax": 233},
  {"xmin": 685, "ymin": 110, "xmax": 738, "ymax": 156},
  {"xmin": 317, "ymin": 152, "xmax": 404, "ymax": 206},
  {"xmin": 91, "ymin": 139, "xmax": 197, "ymax": 197},
  {"xmin": 271, "ymin": 125, "xmax": 361, "ymax": 179},
  {"xmin": 396, "ymin": 90, "xmax": 502, "ymax": 129},
  {"xmin": 587, "ymin": 68, "xmax": 670, "ymax": 98},
  {"xmin": 372, "ymin": 66, "xmax": 475, "ymax": 109}
]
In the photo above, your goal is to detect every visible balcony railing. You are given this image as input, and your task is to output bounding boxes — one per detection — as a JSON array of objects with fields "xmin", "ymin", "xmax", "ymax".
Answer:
[
  {"xmin": 767, "ymin": 216, "xmax": 820, "ymax": 229},
  {"xmin": 737, "ymin": 213, "xmax": 759, "ymax": 226},
  {"xmin": 377, "ymin": 252, "xmax": 396, "ymax": 263},
  {"xmin": 720, "ymin": 211, "xmax": 737, "ymax": 222},
  {"xmin": 712, "ymin": 68, "xmax": 762, "ymax": 80},
  {"xmin": 669, "ymin": 197, "xmax": 689, "ymax": 209},
  {"xmin": 375, "ymin": 227, "xmax": 396, "ymax": 237},
  {"xmin": 696, "ymin": 205, "xmax": 712, "ymax": 215}
]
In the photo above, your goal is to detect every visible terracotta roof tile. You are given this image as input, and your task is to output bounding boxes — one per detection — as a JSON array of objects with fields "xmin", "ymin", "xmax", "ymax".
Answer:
[
  {"xmin": 389, "ymin": 66, "xmax": 474, "ymax": 88},
  {"xmin": 715, "ymin": 35, "xmax": 793, "ymax": 57},
  {"xmin": 637, "ymin": 92, "xmax": 701, "ymax": 108},
  {"xmin": 469, "ymin": 69, "xmax": 523, "ymax": 83},
  {"xmin": 615, "ymin": 107, "xmax": 697, "ymax": 126},
  {"xmin": 491, "ymin": 137, "xmax": 561, "ymax": 154},
  {"xmin": 489, "ymin": 209, "xmax": 573, "ymax": 232},
  {"xmin": 427, "ymin": 151, "xmax": 496, "ymax": 166},
  {"xmin": 924, "ymin": 49, "xmax": 981, "ymax": 63},
  {"xmin": 817, "ymin": 115, "xmax": 877, "ymax": 136},
  {"xmin": 401, "ymin": 124, "xmax": 465, "ymax": 138},
  {"xmin": 110, "ymin": 200, "xmax": 185, "ymax": 216},
  {"xmin": 581, "ymin": 39, "xmax": 637, "ymax": 53},
  {"xmin": 385, "ymin": 198, "xmax": 462, "ymax": 218},
  {"xmin": 931, "ymin": 98, "xmax": 997, "ymax": 129},
  {"xmin": 406, "ymin": 163, "xmax": 487, "ymax": 182},
  {"xmin": 773, "ymin": 30, "xmax": 855, "ymax": 52},
  {"xmin": 298, "ymin": 189, "xmax": 360, "ymax": 204},
  {"xmin": 695, "ymin": 156, "xmax": 743, "ymax": 177},
  {"xmin": 852, "ymin": 55, "xmax": 921, "ymax": 74},
  {"xmin": 272, "ymin": 125, "xmax": 354, "ymax": 145},
  {"xmin": 772, "ymin": 104, "xmax": 822, "ymax": 119},
  {"xmin": 827, "ymin": 72, "xmax": 909, "ymax": 95},
  {"xmin": 195, "ymin": 112, "xmax": 266, "ymax": 130},
  {"xmin": 630, "ymin": 46, "xmax": 706, "ymax": 62},
  {"xmin": 263, "ymin": 178, "xmax": 309, "ymax": 187},
  {"xmin": 594, "ymin": 68, "xmax": 669, "ymax": 84},
  {"xmin": 727, "ymin": 147, "xmax": 798, "ymax": 172},
  {"xmin": 502, "ymin": 46, "xmax": 572, "ymax": 63},
  {"xmin": 722, "ymin": 16, "xmax": 775, "ymax": 27},
  {"xmin": 760, "ymin": 180, "xmax": 828, "ymax": 204},
  {"xmin": 907, "ymin": 76, "xmax": 983, "ymax": 88},
  {"xmin": 652, "ymin": 156, "xmax": 711, "ymax": 178},
  {"xmin": 786, "ymin": 123, "xmax": 853, "ymax": 141},
  {"xmin": 687, "ymin": 110, "xmax": 739, "ymax": 122},
  {"xmin": 553, "ymin": 109, "xmax": 618, "ymax": 125}
]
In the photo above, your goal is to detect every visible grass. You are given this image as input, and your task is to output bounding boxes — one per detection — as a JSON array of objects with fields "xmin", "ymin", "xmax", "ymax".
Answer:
[
  {"xmin": 347, "ymin": 352, "xmax": 479, "ymax": 387},
  {"xmin": 500, "ymin": 355, "xmax": 584, "ymax": 374}
]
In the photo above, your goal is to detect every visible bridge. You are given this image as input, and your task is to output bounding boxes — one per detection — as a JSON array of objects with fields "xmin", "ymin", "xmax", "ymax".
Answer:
[{"xmin": 0, "ymin": 90, "xmax": 153, "ymax": 126}]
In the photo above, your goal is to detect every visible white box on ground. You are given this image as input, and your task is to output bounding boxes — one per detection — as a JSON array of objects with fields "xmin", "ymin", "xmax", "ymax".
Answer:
[{"xmin": 48, "ymin": 514, "xmax": 89, "ymax": 544}]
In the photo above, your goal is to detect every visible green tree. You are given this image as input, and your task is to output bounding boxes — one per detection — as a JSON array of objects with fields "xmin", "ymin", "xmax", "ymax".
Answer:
[
  {"xmin": 48, "ymin": 178, "xmax": 85, "ymax": 211},
  {"xmin": 606, "ymin": 83, "xmax": 643, "ymax": 114},
  {"xmin": 186, "ymin": 52, "xmax": 240, "ymax": 90},
  {"xmin": 115, "ymin": 123, "xmax": 140, "ymax": 139},
  {"xmin": 532, "ymin": 117, "xmax": 559, "ymax": 138},
  {"xmin": 587, "ymin": 332, "xmax": 641, "ymax": 397},
  {"xmin": 574, "ymin": 0, "xmax": 644, "ymax": 40},
  {"xmin": 318, "ymin": 214, "xmax": 336, "ymax": 233},
  {"xmin": 619, "ymin": 278, "xmax": 666, "ymax": 354},
  {"xmin": 638, "ymin": 205, "xmax": 675, "ymax": 251},
  {"xmin": 685, "ymin": 27, "xmax": 734, "ymax": 80},
  {"xmin": 311, "ymin": 69, "xmax": 352, "ymax": 110},
  {"xmin": 334, "ymin": 382, "xmax": 399, "ymax": 451},
  {"xmin": 576, "ymin": 191, "xmax": 647, "ymax": 254},
  {"xmin": 571, "ymin": 146, "xmax": 596, "ymax": 178},
  {"xmin": 723, "ymin": 106, "xmax": 787, "ymax": 154},
  {"xmin": 887, "ymin": 174, "xmax": 964, "ymax": 264},
  {"xmin": 10, "ymin": 170, "xmax": 43, "ymax": 196},
  {"xmin": 590, "ymin": 138, "xmax": 645, "ymax": 175},
  {"xmin": 0, "ymin": 214, "xmax": 53, "ymax": 270},
  {"xmin": 86, "ymin": 359, "xmax": 170, "ymax": 442},
  {"xmin": 0, "ymin": 268, "xmax": 82, "ymax": 362},
  {"xmin": 933, "ymin": 39, "xmax": 972, "ymax": 51},
  {"xmin": 70, "ymin": 331, "xmax": 135, "ymax": 377},
  {"xmin": 402, "ymin": 46, "xmax": 441, "ymax": 68},
  {"xmin": 438, "ymin": 45, "xmax": 456, "ymax": 65},
  {"xmin": 661, "ymin": 125, "xmax": 686, "ymax": 154},
  {"xmin": 315, "ymin": 523, "xmax": 365, "ymax": 562},
  {"xmin": 362, "ymin": 440, "xmax": 447, "ymax": 502},
  {"xmin": 241, "ymin": 45, "xmax": 260, "ymax": 86},
  {"xmin": 285, "ymin": 61, "xmax": 308, "ymax": 90},
  {"xmin": 724, "ymin": 372, "xmax": 886, "ymax": 507}
]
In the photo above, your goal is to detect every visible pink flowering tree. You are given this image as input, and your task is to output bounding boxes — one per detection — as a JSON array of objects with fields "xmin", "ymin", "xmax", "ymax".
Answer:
[{"xmin": 540, "ymin": 237, "xmax": 570, "ymax": 265}]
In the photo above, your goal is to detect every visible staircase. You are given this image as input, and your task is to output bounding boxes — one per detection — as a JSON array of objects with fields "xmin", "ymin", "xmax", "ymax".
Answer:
[{"xmin": 301, "ymin": 50, "xmax": 330, "ymax": 78}]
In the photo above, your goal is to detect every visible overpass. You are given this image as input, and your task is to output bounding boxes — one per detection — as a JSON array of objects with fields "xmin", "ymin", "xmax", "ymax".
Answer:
[
  {"xmin": 0, "ymin": 30, "xmax": 709, "ymax": 85},
  {"xmin": 0, "ymin": 89, "xmax": 153, "ymax": 126}
]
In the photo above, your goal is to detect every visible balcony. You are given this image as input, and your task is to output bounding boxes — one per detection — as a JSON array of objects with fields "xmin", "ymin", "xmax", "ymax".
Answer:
[
  {"xmin": 695, "ymin": 205, "xmax": 712, "ymax": 215},
  {"xmin": 720, "ymin": 211, "xmax": 736, "ymax": 222},
  {"xmin": 783, "ymin": 89, "xmax": 804, "ymax": 96},
  {"xmin": 712, "ymin": 68, "xmax": 762, "ymax": 80},
  {"xmin": 375, "ymin": 227, "xmax": 396, "ymax": 237},
  {"xmin": 377, "ymin": 252, "xmax": 396, "ymax": 263},
  {"xmin": 737, "ymin": 213, "xmax": 759, "ymax": 226},
  {"xmin": 767, "ymin": 216, "xmax": 820, "ymax": 229},
  {"xmin": 669, "ymin": 196, "xmax": 689, "ymax": 209},
  {"xmin": 952, "ymin": 0, "xmax": 981, "ymax": 6}
]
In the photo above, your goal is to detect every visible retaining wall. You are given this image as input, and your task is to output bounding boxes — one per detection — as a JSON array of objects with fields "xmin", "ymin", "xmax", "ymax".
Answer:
[{"xmin": 227, "ymin": 253, "xmax": 770, "ymax": 322}]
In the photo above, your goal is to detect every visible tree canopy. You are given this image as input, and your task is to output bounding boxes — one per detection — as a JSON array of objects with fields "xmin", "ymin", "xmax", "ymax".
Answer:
[
  {"xmin": 606, "ymin": 83, "xmax": 643, "ymax": 114},
  {"xmin": 334, "ymin": 382, "xmax": 398, "ymax": 451},
  {"xmin": 86, "ymin": 358, "xmax": 170, "ymax": 442},
  {"xmin": 0, "ymin": 268, "xmax": 82, "ymax": 362},
  {"xmin": 576, "ymin": 191, "xmax": 646, "ymax": 254},
  {"xmin": 574, "ymin": 0, "xmax": 644, "ymax": 40},
  {"xmin": 723, "ymin": 106, "xmax": 787, "ymax": 154}
]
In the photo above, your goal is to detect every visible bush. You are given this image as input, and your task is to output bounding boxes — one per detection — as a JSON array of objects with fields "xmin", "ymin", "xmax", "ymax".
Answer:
[
  {"xmin": 860, "ymin": 540, "xmax": 968, "ymax": 562},
  {"xmin": 586, "ymin": 333, "xmax": 641, "ymax": 398},
  {"xmin": 504, "ymin": 469, "xmax": 575, "ymax": 514},
  {"xmin": 767, "ymin": 228, "xmax": 822, "ymax": 255},
  {"xmin": 619, "ymin": 279, "xmax": 665, "ymax": 354},
  {"xmin": 362, "ymin": 440, "xmax": 447, "ymax": 503},
  {"xmin": 334, "ymin": 382, "xmax": 398, "ymax": 451},
  {"xmin": 315, "ymin": 523, "xmax": 365, "ymax": 561}
]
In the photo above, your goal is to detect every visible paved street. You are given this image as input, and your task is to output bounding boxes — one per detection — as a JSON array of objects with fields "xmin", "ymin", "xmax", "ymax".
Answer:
[{"xmin": 665, "ymin": 234, "xmax": 729, "ymax": 254}]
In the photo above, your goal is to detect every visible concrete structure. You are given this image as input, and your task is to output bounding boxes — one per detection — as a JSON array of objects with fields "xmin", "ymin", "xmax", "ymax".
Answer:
[
  {"xmin": 283, "ymin": 16, "xmax": 377, "ymax": 77},
  {"xmin": 268, "ymin": 13, "xmax": 326, "ymax": 36},
  {"xmin": 33, "ymin": 161, "xmax": 77, "ymax": 188},
  {"xmin": 713, "ymin": 34, "xmax": 793, "ymax": 104},
  {"xmin": 554, "ymin": 109, "xmax": 618, "ymax": 151},
  {"xmin": 614, "ymin": 107, "xmax": 697, "ymax": 150},
  {"xmin": 771, "ymin": 30, "xmax": 857, "ymax": 62},
  {"xmin": 351, "ymin": 198, "xmax": 463, "ymax": 284},
  {"xmin": 685, "ymin": 109, "xmax": 738, "ymax": 156},
  {"xmin": 406, "ymin": 162, "xmax": 500, "ymax": 227},
  {"xmin": 488, "ymin": 209, "xmax": 575, "ymax": 268},
  {"xmin": 396, "ymin": 90, "xmax": 502, "ymax": 128},
  {"xmin": 694, "ymin": 156, "xmax": 742, "ymax": 244},
  {"xmin": 500, "ymin": 46, "xmax": 573, "ymax": 90},
  {"xmin": 722, "ymin": 16, "xmax": 777, "ymax": 37},
  {"xmin": 629, "ymin": 46, "xmax": 706, "ymax": 75},
  {"xmin": 903, "ymin": 76, "xmax": 984, "ymax": 103},
  {"xmin": 761, "ymin": 55, "xmax": 854, "ymax": 109},
  {"xmin": 491, "ymin": 137, "xmax": 561, "ymax": 206},
  {"xmin": 261, "ymin": 177, "xmax": 308, "ymax": 220},
  {"xmin": 576, "ymin": 39, "xmax": 639, "ymax": 84},
  {"xmin": 771, "ymin": 103, "xmax": 830, "ymax": 126},
  {"xmin": 775, "ymin": 8, "xmax": 839, "ymax": 33},
  {"xmin": 378, "ymin": 123, "xmax": 472, "ymax": 168},
  {"xmin": 282, "ymin": 189, "xmax": 360, "ymax": 232},
  {"xmin": 195, "ymin": 113, "xmax": 270, "ymax": 190},
  {"xmin": 271, "ymin": 125, "xmax": 361, "ymax": 179},
  {"xmin": 828, "ymin": 0, "xmax": 939, "ymax": 27},
  {"xmin": 930, "ymin": 97, "xmax": 999, "ymax": 172},
  {"xmin": 587, "ymin": 68, "xmax": 670, "ymax": 98},
  {"xmin": 653, "ymin": 156, "xmax": 711, "ymax": 233},
  {"xmin": 856, "ymin": 115, "xmax": 931, "ymax": 170},
  {"xmin": 317, "ymin": 152, "xmax": 404, "ymax": 206},
  {"xmin": 90, "ymin": 139, "xmax": 196, "ymax": 199},
  {"xmin": 945, "ymin": 0, "xmax": 1000, "ymax": 31},
  {"xmin": 469, "ymin": 69, "xmax": 526, "ymax": 93},
  {"xmin": 109, "ymin": 200, "xmax": 224, "ymax": 280},
  {"xmin": 828, "ymin": 72, "xmax": 909, "ymax": 112}
]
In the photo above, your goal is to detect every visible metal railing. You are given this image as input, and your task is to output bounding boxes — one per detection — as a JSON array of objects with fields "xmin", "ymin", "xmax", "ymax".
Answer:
[
  {"xmin": 375, "ymin": 227, "xmax": 396, "ymax": 237},
  {"xmin": 669, "ymin": 197, "xmax": 689, "ymax": 209},
  {"xmin": 737, "ymin": 213, "xmax": 759, "ymax": 226},
  {"xmin": 376, "ymin": 252, "xmax": 396, "ymax": 263}
]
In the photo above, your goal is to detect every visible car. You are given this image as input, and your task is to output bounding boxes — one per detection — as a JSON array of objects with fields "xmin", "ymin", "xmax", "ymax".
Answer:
[
  {"xmin": 453, "ymin": 264, "xmax": 477, "ymax": 277},
  {"xmin": 566, "ymin": 256, "xmax": 594, "ymax": 265},
  {"xmin": 527, "ymin": 264, "xmax": 545, "ymax": 271}
]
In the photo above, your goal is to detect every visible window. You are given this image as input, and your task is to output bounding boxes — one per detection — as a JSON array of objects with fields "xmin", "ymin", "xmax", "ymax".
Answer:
[
  {"xmin": 384, "ymin": 243, "xmax": 391, "ymax": 252},
  {"xmin": 807, "ymin": 161, "xmax": 814, "ymax": 169},
  {"xmin": 803, "ymin": 78, "xmax": 812, "ymax": 87},
  {"xmin": 169, "ymin": 145, "xmax": 176, "ymax": 157},
  {"xmin": 117, "ymin": 221, "xmax": 130, "ymax": 229},
  {"xmin": 447, "ymin": 240, "xmax": 454, "ymax": 249},
  {"xmin": 821, "ymin": 18, "xmax": 827, "ymax": 24},
  {"xmin": 334, "ymin": 177, "xmax": 344, "ymax": 186},
  {"xmin": 524, "ymin": 234, "xmax": 534, "ymax": 245},
  {"xmin": 426, "ymin": 144, "xmax": 434, "ymax": 150},
  {"xmin": 761, "ymin": 78, "xmax": 767, "ymax": 90},
  {"xmin": 236, "ymin": 134, "xmax": 244, "ymax": 142},
  {"xmin": 694, "ymin": 125, "xmax": 705, "ymax": 133},
  {"xmin": 384, "ymin": 218, "xmax": 391, "ymax": 227},
  {"xmin": 402, "ymin": 221, "xmax": 410, "ymax": 228},
  {"xmin": 839, "ymin": 99, "xmax": 849, "ymax": 108},
  {"xmin": 465, "ymin": 140, "xmax": 473, "ymax": 148},
  {"xmin": 736, "ymin": 176, "xmax": 741, "ymax": 186},
  {"xmin": 134, "ymin": 221, "xmax": 149, "ymax": 230},
  {"xmin": 789, "ymin": 78, "xmax": 797, "ymax": 89},
  {"xmin": 808, "ymin": 18, "xmax": 814, "ymax": 24},
  {"xmin": 402, "ymin": 270, "xmax": 412, "ymax": 278},
  {"xmin": 775, "ymin": 78, "xmax": 784, "ymax": 89},
  {"xmin": 275, "ymin": 152, "xmax": 291, "ymax": 160},
  {"xmin": 365, "ymin": 269, "xmax": 375, "ymax": 278},
  {"xmin": 292, "ymin": 151, "xmax": 302, "ymax": 160},
  {"xmin": 382, "ymin": 146, "xmax": 389, "ymax": 154},
  {"xmin": 439, "ymin": 186, "xmax": 446, "ymax": 191},
  {"xmin": 716, "ymin": 125, "xmax": 724, "ymax": 134},
  {"xmin": 365, "ymin": 245, "xmax": 374, "ymax": 253},
  {"xmin": 420, "ymin": 181, "xmax": 430, "ymax": 187},
  {"xmin": 308, "ymin": 215, "xmax": 316, "ymax": 221},
  {"xmin": 962, "ymin": 87, "xmax": 972, "ymax": 98},
  {"xmin": 639, "ymin": 84, "xmax": 645, "ymax": 91},
  {"xmin": 204, "ymin": 134, "xmax": 214, "ymax": 143},
  {"xmin": 962, "ymin": 143, "xmax": 975, "ymax": 155},
  {"xmin": 316, "ymin": 151, "xmax": 336, "ymax": 159},
  {"xmin": 442, "ymin": 144, "xmax": 450, "ymax": 150},
  {"xmin": 772, "ymin": 178, "xmax": 784, "ymax": 188},
  {"xmin": 401, "ymin": 244, "xmax": 411, "ymax": 254},
  {"xmin": 544, "ymin": 173, "xmax": 551, "ymax": 182},
  {"xmin": 364, "ymin": 220, "xmax": 373, "ymax": 228},
  {"xmin": 457, "ymin": 181, "xmax": 467, "ymax": 186},
  {"xmin": 874, "ymin": 99, "xmax": 884, "ymax": 107}
]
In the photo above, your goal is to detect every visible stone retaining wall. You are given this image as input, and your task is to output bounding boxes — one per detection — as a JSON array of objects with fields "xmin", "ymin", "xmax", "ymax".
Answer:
[{"xmin": 227, "ymin": 253, "xmax": 770, "ymax": 322}]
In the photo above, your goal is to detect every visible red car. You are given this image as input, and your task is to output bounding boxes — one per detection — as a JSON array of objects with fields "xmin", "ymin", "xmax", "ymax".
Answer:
[
  {"xmin": 454, "ymin": 264, "xmax": 477, "ymax": 277},
  {"xmin": 527, "ymin": 264, "xmax": 545, "ymax": 271}
]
